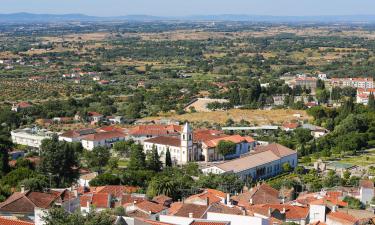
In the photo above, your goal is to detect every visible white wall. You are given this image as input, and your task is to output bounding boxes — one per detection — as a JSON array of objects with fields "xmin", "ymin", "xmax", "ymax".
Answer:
[
  {"xmin": 360, "ymin": 187, "xmax": 374, "ymax": 205},
  {"xmin": 34, "ymin": 207, "xmax": 48, "ymax": 225},
  {"xmin": 159, "ymin": 215, "xmax": 195, "ymax": 225},
  {"xmin": 309, "ymin": 204, "xmax": 326, "ymax": 223},
  {"xmin": 206, "ymin": 212, "xmax": 268, "ymax": 225}
]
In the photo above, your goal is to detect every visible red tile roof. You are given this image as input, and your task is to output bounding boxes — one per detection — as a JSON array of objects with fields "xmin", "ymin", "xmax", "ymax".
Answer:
[
  {"xmin": 0, "ymin": 191, "xmax": 58, "ymax": 213},
  {"xmin": 121, "ymin": 194, "xmax": 146, "ymax": 206},
  {"xmin": 282, "ymin": 122, "xmax": 299, "ymax": 129},
  {"xmin": 144, "ymin": 136, "xmax": 181, "ymax": 147},
  {"xmin": 254, "ymin": 143, "xmax": 296, "ymax": 157},
  {"xmin": 203, "ymin": 135, "xmax": 255, "ymax": 148},
  {"xmin": 327, "ymin": 212, "xmax": 358, "ymax": 224},
  {"xmin": 359, "ymin": 180, "xmax": 374, "ymax": 189},
  {"xmin": 129, "ymin": 125, "xmax": 181, "ymax": 136},
  {"xmin": 88, "ymin": 111, "xmax": 103, "ymax": 117},
  {"xmin": 92, "ymin": 185, "xmax": 139, "ymax": 198},
  {"xmin": 135, "ymin": 200, "xmax": 167, "ymax": 214},
  {"xmin": 16, "ymin": 102, "xmax": 32, "ymax": 108},
  {"xmin": 193, "ymin": 130, "xmax": 224, "ymax": 142},
  {"xmin": 232, "ymin": 183, "xmax": 280, "ymax": 206},
  {"xmin": 81, "ymin": 131, "xmax": 125, "ymax": 141},
  {"xmin": 152, "ymin": 195, "xmax": 172, "ymax": 205},
  {"xmin": 248, "ymin": 204, "xmax": 309, "ymax": 220},
  {"xmin": 0, "ymin": 217, "xmax": 34, "ymax": 225},
  {"xmin": 169, "ymin": 202, "xmax": 209, "ymax": 218},
  {"xmin": 80, "ymin": 193, "xmax": 110, "ymax": 208}
]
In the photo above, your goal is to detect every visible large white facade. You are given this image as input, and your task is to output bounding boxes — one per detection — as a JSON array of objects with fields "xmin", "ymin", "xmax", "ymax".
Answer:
[{"xmin": 11, "ymin": 127, "xmax": 55, "ymax": 148}]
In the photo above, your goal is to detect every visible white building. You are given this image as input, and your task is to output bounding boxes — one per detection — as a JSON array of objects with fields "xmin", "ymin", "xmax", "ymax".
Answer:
[
  {"xmin": 81, "ymin": 131, "xmax": 126, "ymax": 150},
  {"xmin": 358, "ymin": 180, "xmax": 374, "ymax": 205},
  {"xmin": 11, "ymin": 127, "xmax": 55, "ymax": 148},
  {"xmin": 58, "ymin": 128, "xmax": 97, "ymax": 143},
  {"xmin": 143, "ymin": 123, "xmax": 197, "ymax": 165},
  {"xmin": 356, "ymin": 88, "xmax": 375, "ymax": 105},
  {"xmin": 202, "ymin": 143, "xmax": 297, "ymax": 180},
  {"xmin": 331, "ymin": 77, "xmax": 374, "ymax": 89}
]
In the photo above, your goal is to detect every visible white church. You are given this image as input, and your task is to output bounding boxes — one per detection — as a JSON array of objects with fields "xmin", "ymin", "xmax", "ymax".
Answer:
[{"xmin": 143, "ymin": 123, "xmax": 199, "ymax": 165}]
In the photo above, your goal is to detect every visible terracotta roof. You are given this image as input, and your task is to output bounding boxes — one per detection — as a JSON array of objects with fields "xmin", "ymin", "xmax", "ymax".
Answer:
[
  {"xmin": 214, "ymin": 148, "xmax": 283, "ymax": 173},
  {"xmin": 248, "ymin": 204, "xmax": 309, "ymax": 220},
  {"xmin": 88, "ymin": 111, "xmax": 103, "ymax": 117},
  {"xmin": 254, "ymin": 143, "xmax": 296, "ymax": 157},
  {"xmin": 0, "ymin": 217, "xmax": 34, "ymax": 225},
  {"xmin": 136, "ymin": 218, "xmax": 175, "ymax": 225},
  {"xmin": 193, "ymin": 130, "xmax": 224, "ymax": 142},
  {"xmin": 80, "ymin": 193, "xmax": 110, "ymax": 208},
  {"xmin": 203, "ymin": 135, "xmax": 255, "ymax": 148},
  {"xmin": 92, "ymin": 185, "xmax": 139, "ymax": 198},
  {"xmin": 81, "ymin": 131, "xmax": 125, "ymax": 141},
  {"xmin": 359, "ymin": 180, "xmax": 374, "ymax": 189},
  {"xmin": 169, "ymin": 202, "xmax": 209, "ymax": 218},
  {"xmin": 121, "ymin": 194, "xmax": 146, "ymax": 206},
  {"xmin": 205, "ymin": 189, "xmax": 226, "ymax": 199},
  {"xmin": 327, "ymin": 212, "xmax": 358, "ymax": 224},
  {"xmin": 207, "ymin": 203, "xmax": 244, "ymax": 215},
  {"xmin": 97, "ymin": 126, "xmax": 124, "ymax": 133},
  {"xmin": 0, "ymin": 191, "xmax": 58, "ymax": 213},
  {"xmin": 135, "ymin": 200, "xmax": 167, "ymax": 214},
  {"xmin": 16, "ymin": 102, "xmax": 32, "ymax": 108},
  {"xmin": 129, "ymin": 125, "xmax": 181, "ymax": 136},
  {"xmin": 296, "ymin": 77, "xmax": 317, "ymax": 81},
  {"xmin": 60, "ymin": 128, "xmax": 96, "ymax": 138},
  {"xmin": 144, "ymin": 136, "xmax": 181, "ymax": 147},
  {"xmin": 190, "ymin": 221, "xmax": 229, "ymax": 225},
  {"xmin": 232, "ymin": 183, "xmax": 280, "ymax": 206},
  {"xmin": 152, "ymin": 195, "xmax": 172, "ymax": 205},
  {"xmin": 127, "ymin": 209, "xmax": 150, "ymax": 219},
  {"xmin": 282, "ymin": 122, "xmax": 299, "ymax": 129}
]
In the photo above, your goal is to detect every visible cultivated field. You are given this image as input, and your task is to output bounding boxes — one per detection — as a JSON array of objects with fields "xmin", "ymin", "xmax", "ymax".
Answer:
[{"xmin": 145, "ymin": 109, "xmax": 311, "ymax": 125}]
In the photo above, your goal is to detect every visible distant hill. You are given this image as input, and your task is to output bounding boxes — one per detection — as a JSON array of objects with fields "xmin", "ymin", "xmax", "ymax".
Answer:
[{"xmin": 2, "ymin": 12, "xmax": 375, "ymax": 23}]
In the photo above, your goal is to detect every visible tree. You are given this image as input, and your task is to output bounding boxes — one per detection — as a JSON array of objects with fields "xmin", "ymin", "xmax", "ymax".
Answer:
[
  {"xmin": 294, "ymin": 128, "xmax": 313, "ymax": 144},
  {"xmin": 368, "ymin": 93, "xmax": 375, "ymax": 111},
  {"xmin": 89, "ymin": 173, "xmax": 120, "ymax": 186},
  {"xmin": 113, "ymin": 140, "xmax": 134, "ymax": 158},
  {"xmin": 43, "ymin": 207, "xmax": 114, "ymax": 225},
  {"xmin": 146, "ymin": 145, "xmax": 162, "ymax": 172},
  {"xmin": 0, "ymin": 145, "xmax": 10, "ymax": 176},
  {"xmin": 20, "ymin": 175, "xmax": 49, "ymax": 192},
  {"xmin": 39, "ymin": 135, "xmax": 79, "ymax": 187},
  {"xmin": 1, "ymin": 167, "xmax": 36, "ymax": 187},
  {"xmin": 216, "ymin": 140, "xmax": 236, "ymax": 159},
  {"xmin": 128, "ymin": 144, "xmax": 146, "ymax": 170},
  {"xmin": 282, "ymin": 162, "xmax": 292, "ymax": 172},
  {"xmin": 84, "ymin": 147, "xmax": 111, "ymax": 173},
  {"xmin": 165, "ymin": 148, "xmax": 172, "ymax": 167},
  {"xmin": 146, "ymin": 176, "xmax": 177, "ymax": 198},
  {"xmin": 343, "ymin": 196, "xmax": 364, "ymax": 209}
]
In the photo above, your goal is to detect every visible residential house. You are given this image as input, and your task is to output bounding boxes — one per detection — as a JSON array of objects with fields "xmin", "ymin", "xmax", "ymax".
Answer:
[
  {"xmin": 152, "ymin": 195, "xmax": 173, "ymax": 207},
  {"xmin": 295, "ymin": 77, "xmax": 317, "ymax": 90},
  {"xmin": 78, "ymin": 172, "xmax": 98, "ymax": 187},
  {"xmin": 184, "ymin": 189, "xmax": 227, "ymax": 206},
  {"xmin": 331, "ymin": 77, "xmax": 374, "ymax": 89},
  {"xmin": 12, "ymin": 102, "xmax": 32, "ymax": 112},
  {"xmin": 231, "ymin": 183, "xmax": 282, "ymax": 206},
  {"xmin": 358, "ymin": 180, "xmax": 374, "ymax": 205},
  {"xmin": 301, "ymin": 124, "xmax": 329, "ymax": 138},
  {"xmin": 356, "ymin": 88, "xmax": 375, "ymax": 105},
  {"xmin": 0, "ymin": 217, "xmax": 34, "ymax": 225},
  {"xmin": 11, "ymin": 127, "xmax": 55, "ymax": 149},
  {"xmin": 58, "ymin": 128, "xmax": 97, "ymax": 143},
  {"xmin": 126, "ymin": 200, "xmax": 168, "ymax": 220},
  {"xmin": 88, "ymin": 112, "xmax": 104, "ymax": 124},
  {"xmin": 80, "ymin": 193, "xmax": 112, "ymax": 215},
  {"xmin": 107, "ymin": 116, "xmax": 125, "ymax": 124},
  {"xmin": 81, "ymin": 130, "xmax": 126, "ymax": 150},
  {"xmin": 282, "ymin": 122, "xmax": 300, "ymax": 132},
  {"xmin": 247, "ymin": 204, "xmax": 309, "ymax": 225},
  {"xmin": 326, "ymin": 211, "xmax": 359, "ymax": 225},
  {"xmin": 273, "ymin": 96, "xmax": 286, "ymax": 106},
  {"xmin": 202, "ymin": 143, "xmax": 297, "ymax": 180}
]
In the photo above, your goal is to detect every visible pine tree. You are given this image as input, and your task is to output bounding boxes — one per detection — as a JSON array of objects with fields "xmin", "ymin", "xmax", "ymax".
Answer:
[
  {"xmin": 128, "ymin": 144, "xmax": 146, "ymax": 170},
  {"xmin": 165, "ymin": 148, "xmax": 172, "ymax": 167},
  {"xmin": 0, "ymin": 147, "xmax": 10, "ymax": 176},
  {"xmin": 146, "ymin": 145, "xmax": 162, "ymax": 172},
  {"xmin": 368, "ymin": 93, "xmax": 375, "ymax": 111}
]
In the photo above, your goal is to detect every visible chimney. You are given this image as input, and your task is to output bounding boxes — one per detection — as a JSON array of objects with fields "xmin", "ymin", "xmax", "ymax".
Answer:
[
  {"xmin": 86, "ymin": 200, "xmax": 90, "ymax": 208},
  {"xmin": 20, "ymin": 185, "xmax": 25, "ymax": 193},
  {"xmin": 206, "ymin": 197, "xmax": 209, "ymax": 206},
  {"xmin": 189, "ymin": 213, "xmax": 194, "ymax": 218},
  {"xmin": 281, "ymin": 207, "xmax": 286, "ymax": 214},
  {"xmin": 332, "ymin": 205, "xmax": 337, "ymax": 212},
  {"xmin": 242, "ymin": 209, "xmax": 247, "ymax": 216},
  {"xmin": 226, "ymin": 193, "xmax": 231, "ymax": 206},
  {"xmin": 268, "ymin": 207, "xmax": 272, "ymax": 216},
  {"xmin": 249, "ymin": 198, "xmax": 253, "ymax": 205}
]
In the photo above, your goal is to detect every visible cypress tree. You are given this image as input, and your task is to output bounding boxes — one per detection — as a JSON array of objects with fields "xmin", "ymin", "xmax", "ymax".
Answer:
[
  {"xmin": 165, "ymin": 148, "xmax": 172, "ymax": 167},
  {"xmin": 146, "ymin": 145, "xmax": 162, "ymax": 172},
  {"xmin": 368, "ymin": 93, "xmax": 375, "ymax": 111}
]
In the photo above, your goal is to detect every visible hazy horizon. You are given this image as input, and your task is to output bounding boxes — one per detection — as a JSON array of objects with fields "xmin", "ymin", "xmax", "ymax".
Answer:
[{"xmin": 2, "ymin": 0, "xmax": 375, "ymax": 17}]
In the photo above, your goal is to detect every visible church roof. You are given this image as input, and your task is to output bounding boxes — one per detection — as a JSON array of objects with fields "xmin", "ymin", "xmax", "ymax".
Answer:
[{"xmin": 144, "ymin": 136, "xmax": 181, "ymax": 147}]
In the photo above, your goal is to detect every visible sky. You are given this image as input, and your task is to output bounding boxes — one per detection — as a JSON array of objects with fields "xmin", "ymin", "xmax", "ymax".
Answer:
[{"xmin": 2, "ymin": 0, "xmax": 375, "ymax": 17}]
